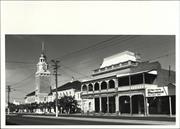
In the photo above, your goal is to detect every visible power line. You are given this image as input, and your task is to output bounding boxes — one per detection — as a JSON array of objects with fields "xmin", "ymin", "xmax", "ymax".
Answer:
[
  {"xmin": 53, "ymin": 35, "xmax": 121, "ymax": 61},
  {"xmin": 60, "ymin": 37, "xmax": 174, "ymax": 70},
  {"xmin": 6, "ymin": 36, "xmax": 139, "ymax": 71},
  {"xmin": 61, "ymin": 63, "xmax": 90, "ymax": 78},
  {"xmin": 6, "ymin": 36, "xmax": 123, "ymax": 66},
  {"xmin": 6, "ymin": 61, "xmax": 35, "ymax": 65},
  {"xmin": 145, "ymin": 52, "xmax": 175, "ymax": 62},
  {"xmin": 55, "ymin": 36, "xmax": 140, "ymax": 65},
  {"xmin": 11, "ymin": 73, "xmax": 34, "ymax": 88},
  {"xmin": 49, "ymin": 36, "xmax": 140, "ymax": 78}
]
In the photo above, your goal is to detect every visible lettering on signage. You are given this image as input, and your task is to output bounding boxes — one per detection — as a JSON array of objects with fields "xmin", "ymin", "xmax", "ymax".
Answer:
[{"xmin": 146, "ymin": 87, "xmax": 168, "ymax": 97}]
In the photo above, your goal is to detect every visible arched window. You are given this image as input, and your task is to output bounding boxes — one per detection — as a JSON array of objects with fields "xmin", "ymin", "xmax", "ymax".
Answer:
[
  {"xmin": 109, "ymin": 80, "xmax": 115, "ymax": 88},
  {"xmin": 94, "ymin": 83, "xmax": 99, "ymax": 91},
  {"xmin": 101, "ymin": 81, "xmax": 107, "ymax": 90},
  {"xmin": 82, "ymin": 85, "xmax": 87, "ymax": 91},
  {"xmin": 88, "ymin": 84, "xmax": 93, "ymax": 91}
]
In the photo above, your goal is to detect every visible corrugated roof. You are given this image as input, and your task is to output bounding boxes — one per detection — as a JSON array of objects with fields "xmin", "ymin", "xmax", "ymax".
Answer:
[
  {"xmin": 26, "ymin": 91, "xmax": 35, "ymax": 97},
  {"xmin": 51, "ymin": 81, "xmax": 81, "ymax": 92}
]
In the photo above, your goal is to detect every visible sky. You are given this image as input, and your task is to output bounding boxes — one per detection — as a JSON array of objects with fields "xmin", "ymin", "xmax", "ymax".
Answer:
[{"xmin": 5, "ymin": 35, "xmax": 175, "ymax": 103}]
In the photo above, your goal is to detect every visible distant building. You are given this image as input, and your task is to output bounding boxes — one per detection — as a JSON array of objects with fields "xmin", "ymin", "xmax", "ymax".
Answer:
[
  {"xmin": 25, "ymin": 43, "xmax": 51, "ymax": 104},
  {"xmin": 81, "ymin": 51, "xmax": 175, "ymax": 116},
  {"xmin": 24, "ymin": 44, "xmax": 82, "ymax": 113},
  {"xmin": 13, "ymin": 100, "xmax": 20, "ymax": 105},
  {"xmin": 24, "ymin": 80, "xmax": 81, "ymax": 113},
  {"xmin": 35, "ymin": 44, "xmax": 51, "ymax": 103},
  {"xmin": 24, "ymin": 91, "xmax": 36, "ymax": 104},
  {"xmin": 48, "ymin": 81, "xmax": 81, "ymax": 113}
]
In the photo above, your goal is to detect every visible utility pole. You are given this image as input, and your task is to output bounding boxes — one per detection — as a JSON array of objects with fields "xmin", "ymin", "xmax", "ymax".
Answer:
[
  {"xmin": 7, "ymin": 85, "xmax": 11, "ymax": 114},
  {"xmin": 51, "ymin": 60, "xmax": 60, "ymax": 117},
  {"xmin": 168, "ymin": 65, "xmax": 171, "ymax": 81}
]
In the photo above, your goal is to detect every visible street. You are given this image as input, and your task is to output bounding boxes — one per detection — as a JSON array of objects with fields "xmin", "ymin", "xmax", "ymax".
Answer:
[
  {"xmin": 6, "ymin": 115, "xmax": 140, "ymax": 125},
  {"xmin": 6, "ymin": 114, "xmax": 175, "ymax": 125}
]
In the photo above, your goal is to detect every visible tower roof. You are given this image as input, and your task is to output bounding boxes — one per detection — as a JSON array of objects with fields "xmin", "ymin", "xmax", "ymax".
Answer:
[{"xmin": 41, "ymin": 41, "xmax": 45, "ymax": 55}]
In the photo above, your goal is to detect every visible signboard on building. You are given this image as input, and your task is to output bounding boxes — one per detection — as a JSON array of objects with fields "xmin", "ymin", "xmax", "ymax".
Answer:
[{"xmin": 145, "ymin": 87, "xmax": 168, "ymax": 97}]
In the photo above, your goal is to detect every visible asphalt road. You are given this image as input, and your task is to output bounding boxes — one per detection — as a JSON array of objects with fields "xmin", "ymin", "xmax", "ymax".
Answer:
[{"xmin": 6, "ymin": 115, "xmax": 144, "ymax": 125}]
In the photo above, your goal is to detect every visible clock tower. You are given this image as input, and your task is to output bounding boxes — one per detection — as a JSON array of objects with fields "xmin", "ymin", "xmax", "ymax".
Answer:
[{"xmin": 35, "ymin": 43, "xmax": 51, "ymax": 103}]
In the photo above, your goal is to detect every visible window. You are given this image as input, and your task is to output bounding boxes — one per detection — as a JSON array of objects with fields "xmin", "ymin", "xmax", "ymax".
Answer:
[
  {"xmin": 88, "ymin": 84, "xmax": 93, "ymax": 91},
  {"xmin": 94, "ymin": 83, "xmax": 99, "ymax": 91},
  {"xmin": 131, "ymin": 73, "xmax": 143, "ymax": 85},
  {"xmin": 118, "ymin": 76, "xmax": 129, "ymax": 87},
  {"xmin": 109, "ymin": 80, "xmax": 115, "ymax": 88},
  {"xmin": 101, "ymin": 81, "xmax": 107, "ymax": 90},
  {"xmin": 82, "ymin": 85, "xmax": 87, "ymax": 91},
  {"xmin": 145, "ymin": 73, "xmax": 157, "ymax": 84}
]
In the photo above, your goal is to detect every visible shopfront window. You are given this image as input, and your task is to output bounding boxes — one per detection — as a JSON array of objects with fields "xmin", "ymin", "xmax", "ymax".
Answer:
[{"xmin": 148, "ymin": 96, "xmax": 170, "ymax": 114}]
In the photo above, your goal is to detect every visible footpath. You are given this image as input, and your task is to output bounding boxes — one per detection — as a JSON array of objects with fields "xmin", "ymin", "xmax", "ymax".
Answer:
[{"xmin": 19, "ymin": 113, "xmax": 175, "ymax": 125}]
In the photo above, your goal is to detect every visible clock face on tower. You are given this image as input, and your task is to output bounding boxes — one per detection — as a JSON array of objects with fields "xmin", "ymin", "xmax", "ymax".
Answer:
[{"xmin": 42, "ymin": 64, "xmax": 46, "ymax": 71}]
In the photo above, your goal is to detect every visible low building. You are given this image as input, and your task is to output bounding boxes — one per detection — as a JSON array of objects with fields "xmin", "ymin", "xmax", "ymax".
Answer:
[
  {"xmin": 24, "ymin": 91, "xmax": 36, "ymax": 104},
  {"xmin": 81, "ymin": 51, "xmax": 175, "ymax": 116},
  {"xmin": 24, "ymin": 80, "xmax": 82, "ymax": 113},
  {"xmin": 49, "ymin": 81, "xmax": 82, "ymax": 112}
]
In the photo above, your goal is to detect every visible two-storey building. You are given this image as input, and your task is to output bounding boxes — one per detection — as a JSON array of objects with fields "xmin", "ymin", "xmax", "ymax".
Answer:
[{"xmin": 81, "ymin": 51, "xmax": 175, "ymax": 116}]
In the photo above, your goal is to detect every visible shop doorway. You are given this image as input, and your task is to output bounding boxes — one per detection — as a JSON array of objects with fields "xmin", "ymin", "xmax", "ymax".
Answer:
[
  {"xmin": 171, "ymin": 96, "xmax": 176, "ymax": 115},
  {"xmin": 109, "ymin": 96, "xmax": 116, "ymax": 113},
  {"xmin": 119, "ymin": 96, "xmax": 130, "ymax": 114},
  {"xmin": 132, "ymin": 95, "xmax": 144, "ymax": 114},
  {"xmin": 95, "ymin": 98, "xmax": 100, "ymax": 113},
  {"xmin": 101, "ymin": 97, "xmax": 107, "ymax": 113},
  {"xmin": 148, "ymin": 96, "xmax": 170, "ymax": 114}
]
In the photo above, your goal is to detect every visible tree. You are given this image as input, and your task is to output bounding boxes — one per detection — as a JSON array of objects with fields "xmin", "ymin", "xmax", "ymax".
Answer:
[{"xmin": 57, "ymin": 96, "xmax": 80, "ymax": 114}]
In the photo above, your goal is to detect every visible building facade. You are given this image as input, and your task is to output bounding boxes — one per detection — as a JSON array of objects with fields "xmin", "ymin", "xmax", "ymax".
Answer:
[
  {"xmin": 35, "ymin": 47, "xmax": 51, "ymax": 103},
  {"xmin": 25, "ymin": 81, "xmax": 82, "ymax": 113},
  {"xmin": 24, "ymin": 44, "xmax": 82, "ymax": 114},
  {"xmin": 49, "ymin": 81, "xmax": 82, "ymax": 112},
  {"xmin": 81, "ymin": 51, "xmax": 175, "ymax": 116},
  {"xmin": 25, "ymin": 44, "xmax": 51, "ymax": 104}
]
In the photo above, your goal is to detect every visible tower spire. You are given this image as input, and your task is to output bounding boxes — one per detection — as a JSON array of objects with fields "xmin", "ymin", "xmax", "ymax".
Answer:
[{"xmin": 42, "ymin": 41, "xmax": 45, "ymax": 55}]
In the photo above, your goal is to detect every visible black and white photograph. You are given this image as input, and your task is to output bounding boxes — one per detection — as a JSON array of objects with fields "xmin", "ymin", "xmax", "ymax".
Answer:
[
  {"xmin": 1, "ymin": 1, "xmax": 180, "ymax": 129},
  {"xmin": 5, "ymin": 35, "xmax": 176, "ymax": 125}
]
